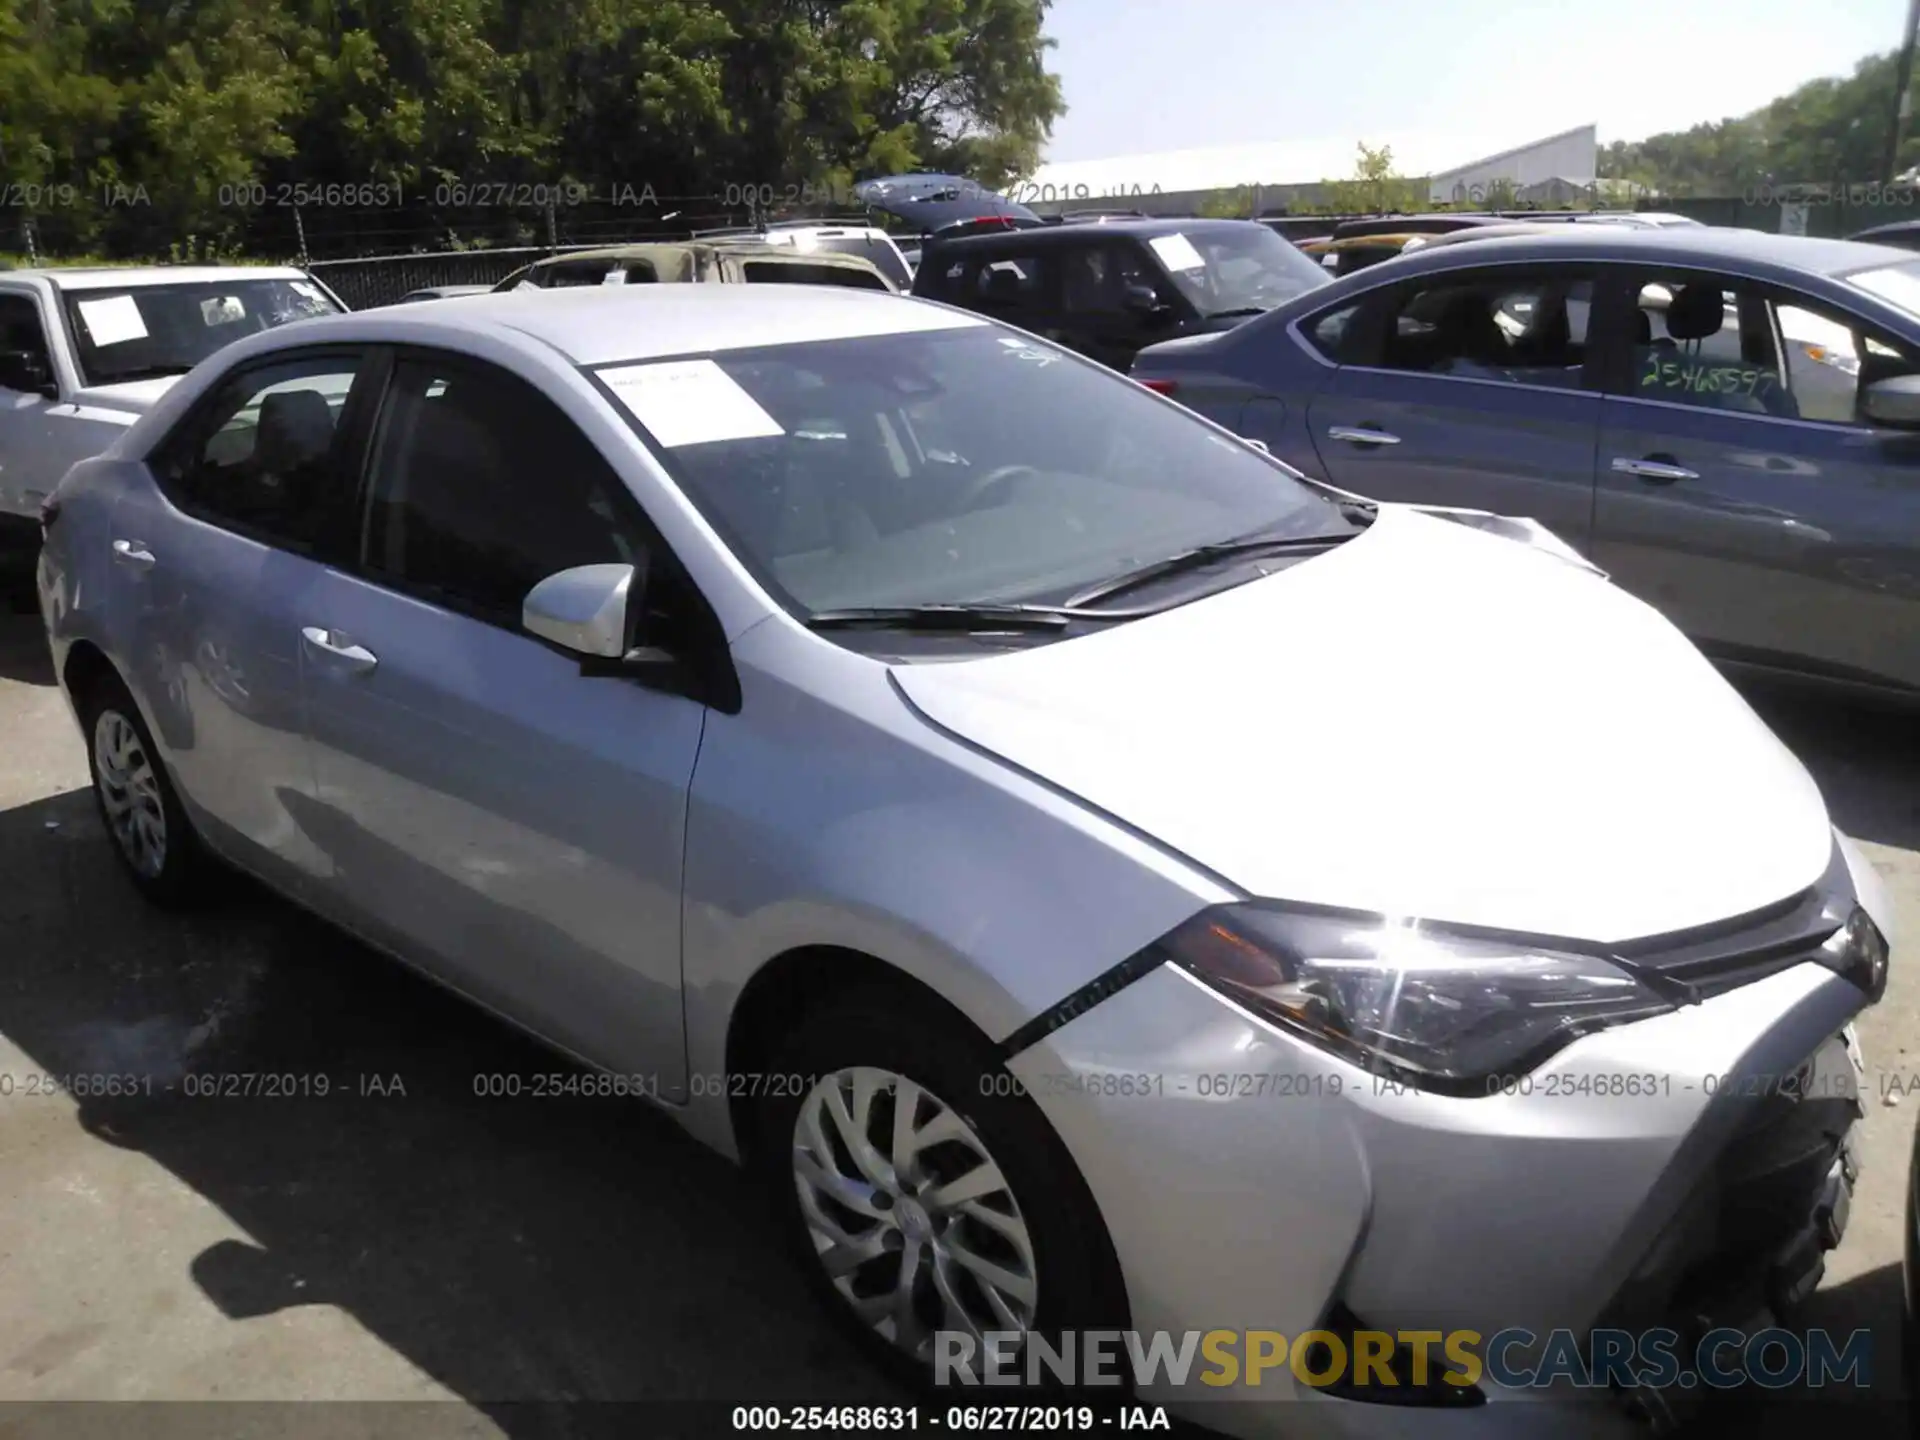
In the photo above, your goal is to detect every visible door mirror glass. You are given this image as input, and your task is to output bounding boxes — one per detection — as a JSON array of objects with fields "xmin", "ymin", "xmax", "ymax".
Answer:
[
  {"xmin": 1862, "ymin": 374, "xmax": 1920, "ymax": 428},
  {"xmin": 523, "ymin": 562, "xmax": 642, "ymax": 657},
  {"xmin": 0, "ymin": 347, "xmax": 53, "ymax": 396}
]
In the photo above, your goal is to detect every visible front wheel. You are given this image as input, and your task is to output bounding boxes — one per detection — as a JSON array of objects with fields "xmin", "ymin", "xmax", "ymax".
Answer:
[{"xmin": 757, "ymin": 991, "xmax": 1128, "ymax": 1390}]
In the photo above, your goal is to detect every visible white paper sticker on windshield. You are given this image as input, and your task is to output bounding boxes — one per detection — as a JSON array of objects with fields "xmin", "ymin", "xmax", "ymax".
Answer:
[
  {"xmin": 599, "ymin": 359, "xmax": 785, "ymax": 447},
  {"xmin": 290, "ymin": 280, "xmax": 324, "ymax": 301},
  {"xmin": 76, "ymin": 295, "xmax": 148, "ymax": 347},
  {"xmin": 201, "ymin": 295, "xmax": 246, "ymax": 325},
  {"xmin": 1148, "ymin": 233, "xmax": 1207, "ymax": 272}
]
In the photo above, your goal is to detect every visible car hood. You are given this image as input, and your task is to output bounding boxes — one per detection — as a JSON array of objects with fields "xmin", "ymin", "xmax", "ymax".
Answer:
[
  {"xmin": 889, "ymin": 505, "xmax": 1834, "ymax": 943},
  {"xmin": 68, "ymin": 375, "xmax": 184, "ymax": 415}
]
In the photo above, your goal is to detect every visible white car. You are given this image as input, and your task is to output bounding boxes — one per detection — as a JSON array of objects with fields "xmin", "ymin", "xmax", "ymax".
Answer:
[
  {"xmin": 0, "ymin": 265, "xmax": 344, "ymax": 563},
  {"xmin": 38, "ymin": 284, "xmax": 1892, "ymax": 1437},
  {"xmin": 698, "ymin": 221, "xmax": 915, "ymax": 290}
]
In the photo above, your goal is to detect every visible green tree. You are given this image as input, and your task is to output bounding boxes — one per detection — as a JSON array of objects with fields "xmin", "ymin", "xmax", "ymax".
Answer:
[
  {"xmin": 2, "ymin": 0, "xmax": 1067, "ymax": 257},
  {"xmin": 1319, "ymin": 141, "xmax": 1425, "ymax": 214},
  {"xmin": 1599, "ymin": 49, "xmax": 1912, "ymax": 194},
  {"xmin": 1196, "ymin": 185, "xmax": 1254, "ymax": 218},
  {"xmin": 716, "ymin": 0, "xmax": 1064, "ymax": 198}
]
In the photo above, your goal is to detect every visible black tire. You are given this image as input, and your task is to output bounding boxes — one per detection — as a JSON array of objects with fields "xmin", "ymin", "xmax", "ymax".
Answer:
[
  {"xmin": 756, "ymin": 987, "xmax": 1130, "ymax": 1397},
  {"xmin": 77, "ymin": 668, "xmax": 212, "ymax": 908}
]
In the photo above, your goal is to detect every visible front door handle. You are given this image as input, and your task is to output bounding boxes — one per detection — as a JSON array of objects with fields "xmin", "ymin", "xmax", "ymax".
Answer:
[
  {"xmin": 1611, "ymin": 456, "xmax": 1699, "ymax": 483},
  {"xmin": 111, "ymin": 538, "xmax": 155, "ymax": 569},
  {"xmin": 301, "ymin": 626, "xmax": 378, "ymax": 675},
  {"xmin": 1327, "ymin": 425, "xmax": 1401, "ymax": 446}
]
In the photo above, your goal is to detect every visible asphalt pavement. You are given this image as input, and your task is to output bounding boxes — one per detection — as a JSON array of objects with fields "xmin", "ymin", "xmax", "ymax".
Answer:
[{"xmin": 0, "ymin": 606, "xmax": 1915, "ymax": 1439}]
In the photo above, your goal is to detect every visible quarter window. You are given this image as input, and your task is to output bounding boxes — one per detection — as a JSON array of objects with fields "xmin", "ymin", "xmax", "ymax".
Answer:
[
  {"xmin": 1302, "ymin": 303, "xmax": 1361, "ymax": 362},
  {"xmin": 362, "ymin": 358, "xmax": 643, "ymax": 624},
  {"xmin": 158, "ymin": 354, "xmax": 363, "ymax": 552}
]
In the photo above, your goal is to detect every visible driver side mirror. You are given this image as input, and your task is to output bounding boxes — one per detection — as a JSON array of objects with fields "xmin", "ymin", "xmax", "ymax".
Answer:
[
  {"xmin": 1862, "ymin": 374, "xmax": 1920, "ymax": 429},
  {"xmin": 524, "ymin": 560, "xmax": 660, "ymax": 662},
  {"xmin": 1123, "ymin": 283, "xmax": 1171, "ymax": 321},
  {"xmin": 0, "ymin": 348, "xmax": 55, "ymax": 398}
]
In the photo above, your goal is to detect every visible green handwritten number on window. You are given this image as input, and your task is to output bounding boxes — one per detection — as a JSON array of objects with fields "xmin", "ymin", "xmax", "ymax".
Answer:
[{"xmin": 1641, "ymin": 354, "xmax": 1767, "ymax": 399}]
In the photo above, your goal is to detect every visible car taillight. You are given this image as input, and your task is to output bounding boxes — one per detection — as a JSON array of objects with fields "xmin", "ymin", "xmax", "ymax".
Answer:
[{"xmin": 1138, "ymin": 378, "xmax": 1178, "ymax": 395}]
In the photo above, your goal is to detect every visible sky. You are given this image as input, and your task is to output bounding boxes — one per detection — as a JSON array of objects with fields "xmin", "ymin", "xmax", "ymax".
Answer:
[{"xmin": 1040, "ymin": 0, "xmax": 1909, "ymax": 165}]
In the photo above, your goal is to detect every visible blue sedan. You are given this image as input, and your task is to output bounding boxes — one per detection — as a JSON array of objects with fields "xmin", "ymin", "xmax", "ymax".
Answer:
[{"xmin": 1132, "ymin": 227, "xmax": 1920, "ymax": 703}]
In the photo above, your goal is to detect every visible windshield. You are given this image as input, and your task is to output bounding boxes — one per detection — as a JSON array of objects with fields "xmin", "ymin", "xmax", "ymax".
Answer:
[
  {"xmin": 592, "ymin": 322, "xmax": 1342, "ymax": 615},
  {"xmin": 1142, "ymin": 226, "xmax": 1332, "ymax": 316},
  {"xmin": 742, "ymin": 259, "xmax": 893, "ymax": 291},
  {"xmin": 62, "ymin": 278, "xmax": 340, "ymax": 386},
  {"xmin": 798, "ymin": 236, "xmax": 913, "ymax": 289},
  {"xmin": 1845, "ymin": 259, "xmax": 1920, "ymax": 321}
]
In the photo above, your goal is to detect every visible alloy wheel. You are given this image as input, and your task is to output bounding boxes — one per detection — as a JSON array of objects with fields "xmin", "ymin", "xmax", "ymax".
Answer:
[
  {"xmin": 792, "ymin": 1066, "xmax": 1039, "ymax": 1361},
  {"xmin": 93, "ymin": 708, "xmax": 167, "ymax": 879}
]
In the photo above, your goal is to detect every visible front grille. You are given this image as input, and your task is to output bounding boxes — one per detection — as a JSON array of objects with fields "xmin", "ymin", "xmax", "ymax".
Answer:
[{"xmin": 1608, "ymin": 842, "xmax": 1854, "ymax": 1002}]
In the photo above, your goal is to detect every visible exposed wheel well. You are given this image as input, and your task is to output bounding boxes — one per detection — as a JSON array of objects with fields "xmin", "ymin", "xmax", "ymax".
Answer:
[
  {"xmin": 62, "ymin": 640, "xmax": 118, "ymax": 711},
  {"xmin": 725, "ymin": 945, "xmax": 993, "ymax": 1162}
]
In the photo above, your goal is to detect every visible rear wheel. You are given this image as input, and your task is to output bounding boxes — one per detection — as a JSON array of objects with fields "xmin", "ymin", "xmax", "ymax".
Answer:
[
  {"xmin": 79, "ymin": 671, "xmax": 211, "ymax": 907},
  {"xmin": 757, "ymin": 990, "xmax": 1128, "ymax": 1391}
]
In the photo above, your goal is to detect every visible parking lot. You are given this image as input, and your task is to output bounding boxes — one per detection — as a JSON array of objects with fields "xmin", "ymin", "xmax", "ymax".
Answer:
[{"xmin": 0, "ymin": 599, "xmax": 1916, "ymax": 1437}]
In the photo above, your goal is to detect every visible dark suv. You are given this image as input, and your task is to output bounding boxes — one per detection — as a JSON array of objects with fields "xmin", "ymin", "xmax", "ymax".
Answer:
[{"xmin": 909, "ymin": 218, "xmax": 1330, "ymax": 370}]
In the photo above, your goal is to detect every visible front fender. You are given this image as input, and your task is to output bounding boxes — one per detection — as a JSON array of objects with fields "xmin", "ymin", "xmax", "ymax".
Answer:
[{"xmin": 678, "ymin": 620, "xmax": 1233, "ymax": 1157}]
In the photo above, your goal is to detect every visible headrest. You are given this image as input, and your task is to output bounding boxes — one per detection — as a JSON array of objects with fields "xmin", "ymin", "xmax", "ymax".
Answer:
[
  {"xmin": 255, "ymin": 389, "xmax": 335, "ymax": 472},
  {"xmin": 1665, "ymin": 285, "xmax": 1725, "ymax": 343}
]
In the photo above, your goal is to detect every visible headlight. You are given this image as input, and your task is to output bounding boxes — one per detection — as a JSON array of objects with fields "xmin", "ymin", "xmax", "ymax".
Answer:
[
  {"xmin": 1161, "ymin": 905, "xmax": 1674, "ymax": 1095},
  {"xmin": 1819, "ymin": 905, "xmax": 1889, "ymax": 1000}
]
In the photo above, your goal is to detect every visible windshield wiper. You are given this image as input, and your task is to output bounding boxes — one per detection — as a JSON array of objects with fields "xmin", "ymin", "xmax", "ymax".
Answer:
[
  {"xmin": 804, "ymin": 603, "xmax": 1080, "ymax": 632},
  {"xmin": 1206, "ymin": 306, "xmax": 1269, "ymax": 320},
  {"xmin": 1065, "ymin": 523, "xmax": 1368, "ymax": 609}
]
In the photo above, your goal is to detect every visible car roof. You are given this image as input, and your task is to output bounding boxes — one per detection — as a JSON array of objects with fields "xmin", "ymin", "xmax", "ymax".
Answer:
[
  {"xmin": 928, "ymin": 217, "xmax": 1274, "ymax": 251},
  {"xmin": 1355, "ymin": 226, "xmax": 1917, "ymax": 281},
  {"xmin": 532, "ymin": 241, "xmax": 866, "ymax": 265},
  {"xmin": 1318, "ymin": 233, "xmax": 1426, "ymax": 249},
  {"xmin": 228, "ymin": 284, "xmax": 985, "ymax": 367},
  {"xmin": 1409, "ymin": 222, "xmax": 1569, "ymax": 248},
  {"xmin": 1849, "ymin": 218, "xmax": 1920, "ymax": 242},
  {"xmin": 9, "ymin": 265, "xmax": 312, "ymax": 291}
]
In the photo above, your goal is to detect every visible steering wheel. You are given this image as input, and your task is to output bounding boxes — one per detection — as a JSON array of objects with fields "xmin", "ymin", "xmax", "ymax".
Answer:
[{"xmin": 952, "ymin": 463, "xmax": 1040, "ymax": 512}]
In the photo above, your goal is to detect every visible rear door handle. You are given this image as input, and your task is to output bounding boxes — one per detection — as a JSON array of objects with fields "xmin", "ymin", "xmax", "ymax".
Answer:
[
  {"xmin": 110, "ymin": 538, "xmax": 155, "ymax": 569},
  {"xmin": 1327, "ymin": 426, "xmax": 1401, "ymax": 446},
  {"xmin": 1611, "ymin": 457, "xmax": 1699, "ymax": 483},
  {"xmin": 301, "ymin": 626, "xmax": 378, "ymax": 675}
]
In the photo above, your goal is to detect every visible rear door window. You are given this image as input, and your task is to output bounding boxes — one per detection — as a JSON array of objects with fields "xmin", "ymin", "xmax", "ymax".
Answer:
[
  {"xmin": 1377, "ymin": 271, "xmax": 1598, "ymax": 390},
  {"xmin": 155, "ymin": 351, "xmax": 367, "ymax": 553},
  {"xmin": 968, "ymin": 253, "xmax": 1051, "ymax": 319}
]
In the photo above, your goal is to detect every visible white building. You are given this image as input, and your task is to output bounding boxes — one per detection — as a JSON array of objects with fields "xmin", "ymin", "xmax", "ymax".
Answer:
[
  {"xmin": 1015, "ymin": 126, "xmax": 1600, "ymax": 214},
  {"xmin": 1426, "ymin": 125, "xmax": 1599, "ymax": 205}
]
